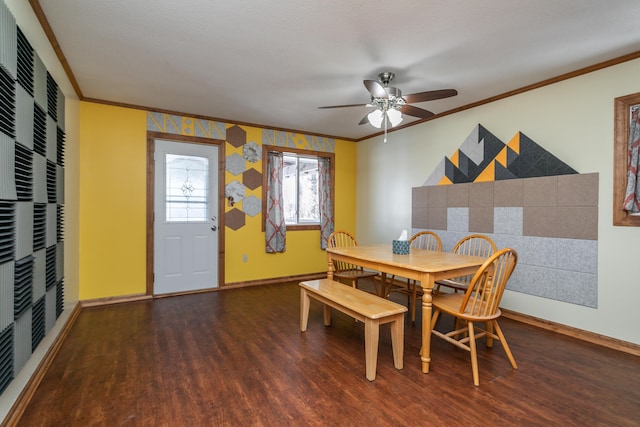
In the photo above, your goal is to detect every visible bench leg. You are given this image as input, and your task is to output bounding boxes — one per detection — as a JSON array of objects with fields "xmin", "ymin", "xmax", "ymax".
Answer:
[
  {"xmin": 300, "ymin": 289, "xmax": 310, "ymax": 332},
  {"xmin": 364, "ymin": 318, "xmax": 380, "ymax": 381},
  {"xmin": 390, "ymin": 314, "xmax": 404, "ymax": 370}
]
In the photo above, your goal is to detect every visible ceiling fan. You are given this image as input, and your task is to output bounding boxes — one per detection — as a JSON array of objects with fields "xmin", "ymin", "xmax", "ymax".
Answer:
[{"xmin": 319, "ymin": 71, "xmax": 457, "ymax": 141}]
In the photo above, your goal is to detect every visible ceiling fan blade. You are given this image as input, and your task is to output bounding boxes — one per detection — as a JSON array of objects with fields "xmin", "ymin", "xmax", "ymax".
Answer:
[
  {"xmin": 403, "ymin": 89, "xmax": 458, "ymax": 104},
  {"xmin": 400, "ymin": 104, "xmax": 435, "ymax": 119},
  {"xmin": 358, "ymin": 113, "xmax": 371, "ymax": 125},
  {"xmin": 318, "ymin": 103, "xmax": 368, "ymax": 109},
  {"xmin": 364, "ymin": 80, "xmax": 388, "ymax": 99}
]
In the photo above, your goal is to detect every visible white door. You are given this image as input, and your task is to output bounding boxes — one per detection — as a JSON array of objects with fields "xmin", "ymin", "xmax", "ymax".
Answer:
[{"xmin": 154, "ymin": 139, "xmax": 219, "ymax": 295}]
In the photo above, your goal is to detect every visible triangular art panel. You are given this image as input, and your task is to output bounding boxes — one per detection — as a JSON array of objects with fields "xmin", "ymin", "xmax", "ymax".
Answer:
[{"xmin": 424, "ymin": 125, "xmax": 577, "ymax": 185}]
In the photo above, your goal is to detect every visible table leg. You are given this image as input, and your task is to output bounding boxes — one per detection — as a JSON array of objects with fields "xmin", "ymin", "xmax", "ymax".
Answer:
[
  {"xmin": 421, "ymin": 287, "xmax": 433, "ymax": 373},
  {"xmin": 300, "ymin": 289, "xmax": 310, "ymax": 332},
  {"xmin": 327, "ymin": 254, "xmax": 334, "ymax": 280}
]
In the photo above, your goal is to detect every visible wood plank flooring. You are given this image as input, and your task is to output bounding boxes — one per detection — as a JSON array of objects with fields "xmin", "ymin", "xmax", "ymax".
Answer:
[{"xmin": 13, "ymin": 281, "xmax": 640, "ymax": 426}]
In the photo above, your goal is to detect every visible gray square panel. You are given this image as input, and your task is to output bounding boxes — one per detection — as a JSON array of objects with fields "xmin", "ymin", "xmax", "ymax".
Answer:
[
  {"xmin": 519, "ymin": 236, "xmax": 558, "ymax": 268},
  {"xmin": 494, "ymin": 207, "xmax": 523, "ymax": 236},
  {"xmin": 556, "ymin": 238, "xmax": 597, "ymax": 274},
  {"xmin": 447, "ymin": 207, "xmax": 468, "ymax": 232},
  {"xmin": 555, "ymin": 270, "xmax": 597, "ymax": 308}
]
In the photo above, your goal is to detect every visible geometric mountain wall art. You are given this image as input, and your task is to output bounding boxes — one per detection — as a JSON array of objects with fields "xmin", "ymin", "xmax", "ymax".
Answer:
[{"xmin": 423, "ymin": 124, "xmax": 578, "ymax": 185}]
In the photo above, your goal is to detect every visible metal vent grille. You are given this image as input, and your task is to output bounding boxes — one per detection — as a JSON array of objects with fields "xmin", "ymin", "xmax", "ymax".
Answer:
[
  {"xmin": 33, "ymin": 203, "xmax": 46, "ymax": 251},
  {"xmin": 16, "ymin": 28, "xmax": 33, "ymax": 96},
  {"xmin": 45, "ymin": 245, "xmax": 55, "ymax": 290},
  {"xmin": 56, "ymin": 127, "xmax": 64, "ymax": 166},
  {"xmin": 33, "ymin": 104, "xmax": 46, "ymax": 156},
  {"xmin": 15, "ymin": 142, "xmax": 33, "ymax": 201},
  {"xmin": 0, "ymin": 325, "xmax": 13, "ymax": 394},
  {"xmin": 14, "ymin": 256, "xmax": 33, "ymax": 319},
  {"xmin": 46, "ymin": 160, "xmax": 56, "ymax": 203},
  {"xmin": 0, "ymin": 65, "xmax": 15, "ymax": 138},
  {"xmin": 0, "ymin": 201, "xmax": 14, "ymax": 264},
  {"xmin": 31, "ymin": 295, "xmax": 45, "ymax": 350}
]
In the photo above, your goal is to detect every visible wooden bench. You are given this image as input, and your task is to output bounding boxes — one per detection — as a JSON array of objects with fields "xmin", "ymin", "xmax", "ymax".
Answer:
[{"xmin": 299, "ymin": 279, "xmax": 407, "ymax": 381}]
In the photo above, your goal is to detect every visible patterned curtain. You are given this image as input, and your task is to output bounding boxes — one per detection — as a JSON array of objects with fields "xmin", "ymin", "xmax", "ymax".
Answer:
[
  {"xmin": 623, "ymin": 106, "xmax": 640, "ymax": 214},
  {"xmin": 266, "ymin": 151, "xmax": 286, "ymax": 252},
  {"xmin": 318, "ymin": 157, "xmax": 334, "ymax": 249}
]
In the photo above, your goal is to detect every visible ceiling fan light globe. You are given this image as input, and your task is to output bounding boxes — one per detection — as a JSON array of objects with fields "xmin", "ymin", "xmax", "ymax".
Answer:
[
  {"xmin": 387, "ymin": 109, "xmax": 403, "ymax": 127},
  {"xmin": 368, "ymin": 109, "xmax": 384, "ymax": 128}
]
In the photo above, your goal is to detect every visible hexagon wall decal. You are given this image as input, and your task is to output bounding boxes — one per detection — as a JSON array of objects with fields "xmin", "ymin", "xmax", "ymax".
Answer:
[
  {"xmin": 242, "ymin": 195, "xmax": 261, "ymax": 217},
  {"xmin": 243, "ymin": 168, "xmax": 262, "ymax": 190},
  {"xmin": 225, "ymin": 208, "xmax": 246, "ymax": 230},
  {"xmin": 227, "ymin": 125, "xmax": 247, "ymax": 148},
  {"xmin": 225, "ymin": 180, "xmax": 246, "ymax": 202},
  {"xmin": 226, "ymin": 153, "xmax": 246, "ymax": 176},
  {"xmin": 243, "ymin": 141, "xmax": 261, "ymax": 163}
]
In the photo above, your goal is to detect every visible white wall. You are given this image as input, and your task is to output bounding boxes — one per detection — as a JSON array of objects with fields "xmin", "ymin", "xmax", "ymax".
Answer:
[
  {"xmin": 356, "ymin": 58, "xmax": 640, "ymax": 345},
  {"xmin": 1, "ymin": 0, "xmax": 80, "ymax": 422}
]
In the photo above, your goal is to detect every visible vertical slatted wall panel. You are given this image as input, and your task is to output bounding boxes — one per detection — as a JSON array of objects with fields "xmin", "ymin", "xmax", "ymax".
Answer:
[
  {"xmin": 56, "ymin": 205, "xmax": 63, "ymax": 242},
  {"xmin": 45, "ymin": 245, "xmax": 55, "ymax": 291},
  {"xmin": 16, "ymin": 28, "xmax": 33, "ymax": 96},
  {"xmin": 46, "ymin": 160, "xmax": 56, "ymax": 203},
  {"xmin": 33, "ymin": 203, "xmax": 46, "ymax": 251},
  {"xmin": 0, "ymin": 201, "xmax": 14, "ymax": 264},
  {"xmin": 0, "ymin": 65, "xmax": 15, "ymax": 139},
  {"xmin": 31, "ymin": 296, "xmax": 45, "ymax": 350},
  {"xmin": 33, "ymin": 104, "xmax": 46, "ymax": 156},
  {"xmin": 13, "ymin": 256, "xmax": 33, "ymax": 320},
  {"xmin": 0, "ymin": 132, "xmax": 16, "ymax": 200},
  {"xmin": 15, "ymin": 142, "xmax": 32, "ymax": 200},
  {"xmin": 0, "ymin": 0, "xmax": 65, "ymax": 398},
  {"xmin": 0, "ymin": 262, "xmax": 13, "ymax": 330},
  {"xmin": 0, "ymin": 0, "xmax": 16, "ymax": 78},
  {"xmin": 0, "ymin": 325, "xmax": 13, "ymax": 394},
  {"xmin": 56, "ymin": 280, "xmax": 63, "ymax": 317}
]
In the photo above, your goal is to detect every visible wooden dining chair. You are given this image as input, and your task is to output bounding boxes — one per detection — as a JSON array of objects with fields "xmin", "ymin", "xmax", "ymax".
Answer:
[
  {"xmin": 327, "ymin": 230, "xmax": 379, "ymax": 290},
  {"xmin": 390, "ymin": 231, "xmax": 442, "ymax": 322},
  {"xmin": 435, "ymin": 234, "xmax": 497, "ymax": 294},
  {"xmin": 430, "ymin": 247, "xmax": 518, "ymax": 386}
]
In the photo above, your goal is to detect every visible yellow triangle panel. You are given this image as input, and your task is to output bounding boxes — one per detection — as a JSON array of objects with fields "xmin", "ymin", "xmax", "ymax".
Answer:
[
  {"xmin": 507, "ymin": 133, "xmax": 520, "ymax": 154},
  {"xmin": 474, "ymin": 161, "xmax": 496, "ymax": 182},
  {"xmin": 438, "ymin": 175, "xmax": 453, "ymax": 185},
  {"xmin": 450, "ymin": 151, "xmax": 459, "ymax": 168},
  {"xmin": 495, "ymin": 147, "xmax": 508, "ymax": 167}
]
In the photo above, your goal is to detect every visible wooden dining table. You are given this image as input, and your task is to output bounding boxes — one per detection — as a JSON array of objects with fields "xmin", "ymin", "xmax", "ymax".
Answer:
[{"xmin": 326, "ymin": 243, "xmax": 486, "ymax": 374}]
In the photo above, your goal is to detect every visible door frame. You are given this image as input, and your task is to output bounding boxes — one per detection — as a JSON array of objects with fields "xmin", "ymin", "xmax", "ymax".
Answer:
[{"xmin": 146, "ymin": 131, "xmax": 226, "ymax": 295}]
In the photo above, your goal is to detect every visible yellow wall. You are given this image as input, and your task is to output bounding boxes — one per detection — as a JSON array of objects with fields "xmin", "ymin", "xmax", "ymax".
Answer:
[
  {"xmin": 79, "ymin": 103, "xmax": 148, "ymax": 299},
  {"xmin": 79, "ymin": 102, "xmax": 357, "ymax": 298}
]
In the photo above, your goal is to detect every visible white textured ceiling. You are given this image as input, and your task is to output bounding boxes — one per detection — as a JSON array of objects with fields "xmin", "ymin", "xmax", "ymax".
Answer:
[{"xmin": 36, "ymin": 0, "xmax": 640, "ymax": 140}]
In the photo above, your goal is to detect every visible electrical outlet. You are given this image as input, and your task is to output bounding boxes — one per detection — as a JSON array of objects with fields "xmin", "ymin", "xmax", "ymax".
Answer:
[{"xmin": 242, "ymin": 254, "xmax": 248, "ymax": 263}]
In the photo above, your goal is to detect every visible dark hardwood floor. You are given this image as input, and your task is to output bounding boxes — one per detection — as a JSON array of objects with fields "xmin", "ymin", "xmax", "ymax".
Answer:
[{"xmin": 14, "ymin": 280, "xmax": 640, "ymax": 426}]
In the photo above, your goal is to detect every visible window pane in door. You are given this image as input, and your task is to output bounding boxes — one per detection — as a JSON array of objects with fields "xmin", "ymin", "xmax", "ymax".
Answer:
[{"xmin": 165, "ymin": 154, "xmax": 208, "ymax": 222}]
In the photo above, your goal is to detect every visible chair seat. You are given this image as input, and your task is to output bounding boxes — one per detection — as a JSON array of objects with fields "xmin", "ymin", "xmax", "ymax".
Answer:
[
  {"xmin": 434, "ymin": 278, "xmax": 469, "ymax": 292},
  {"xmin": 432, "ymin": 292, "xmax": 502, "ymax": 321}
]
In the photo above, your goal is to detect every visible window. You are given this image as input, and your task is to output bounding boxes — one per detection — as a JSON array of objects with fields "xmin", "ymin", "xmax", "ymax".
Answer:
[
  {"xmin": 165, "ymin": 154, "xmax": 209, "ymax": 222},
  {"xmin": 614, "ymin": 92, "xmax": 640, "ymax": 226},
  {"xmin": 283, "ymin": 154, "xmax": 319, "ymax": 225},
  {"xmin": 263, "ymin": 146, "xmax": 334, "ymax": 231}
]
